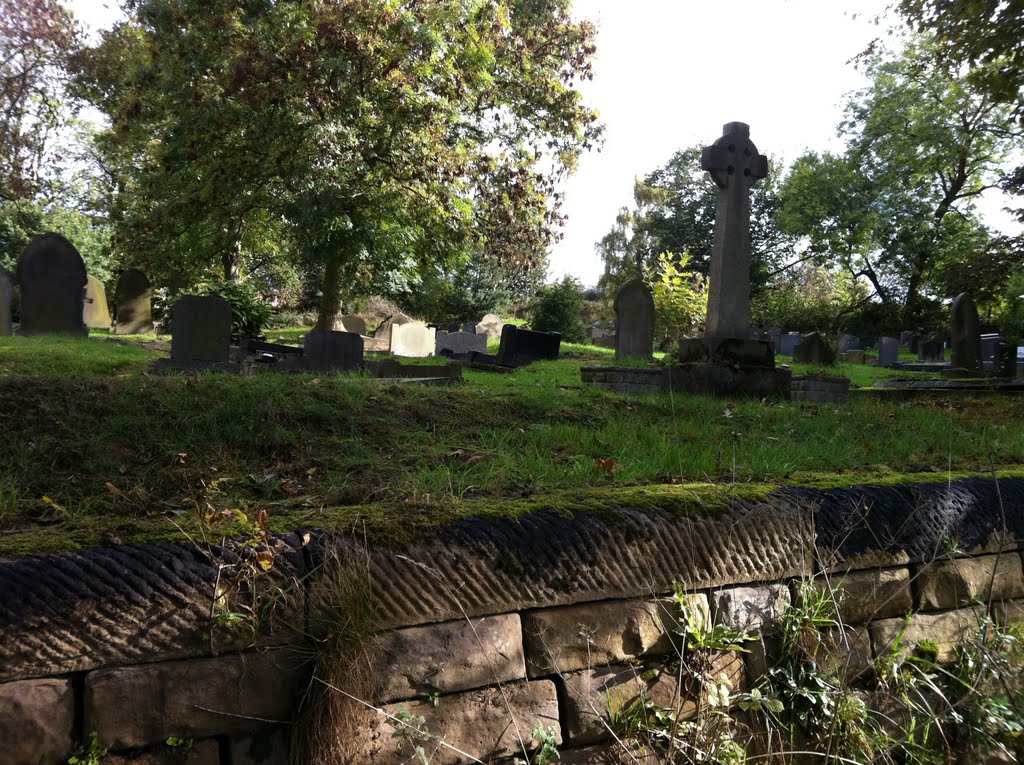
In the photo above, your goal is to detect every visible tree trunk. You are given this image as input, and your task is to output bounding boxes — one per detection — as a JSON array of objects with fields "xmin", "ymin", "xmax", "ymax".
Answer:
[
  {"xmin": 316, "ymin": 250, "xmax": 343, "ymax": 331},
  {"xmin": 221, "ymin": 239, "xmax": 241, "ymax": 283}
]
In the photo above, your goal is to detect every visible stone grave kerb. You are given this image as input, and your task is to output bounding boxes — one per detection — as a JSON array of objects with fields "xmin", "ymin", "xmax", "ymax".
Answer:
[{"xmin": 701, "ymin": 121, "xmax": 768, "ymax": 340}]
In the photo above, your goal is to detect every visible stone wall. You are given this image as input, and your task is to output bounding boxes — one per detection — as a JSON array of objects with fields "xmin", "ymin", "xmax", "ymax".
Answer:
[{"xmin": 2, "ymin": 476, "xmax": 1024, "ymax": 764}]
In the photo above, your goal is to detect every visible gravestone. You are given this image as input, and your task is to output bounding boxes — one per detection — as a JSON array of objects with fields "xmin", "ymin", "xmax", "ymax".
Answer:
[
  {"xmin": 436, "ymin": 330, "xmax": 486, "ymax": 356},
  {"xmin": 496, "ymin": 325, "xmax": 560, "ymax": 365},
  {"xmin": 997, "ymin": 344, "xmax": 1018, "ymax": 379},
  {"xmin": 0, "ymin": 266, "xmax": 12, "ymax": 336},
  {"xmin": 918, "ymin": 336, "xmax": 944, "ymax": 362},
  {"xmin": 701, "ymin": 122, "xmax": 768, "ymax": 340},
  {"xmin": 114, "ymin": 269, "xmax": 154, "ymax": 335},
  {"xmin": 980, "ymin": 333, "xmax": 1002, "ymax": 363},
  {"xmin": 463, "ymin": 322, "xmax": 477, "ymax": 335},
  {"xmin": 476, "ymin": 313, "xmax": 503, "ymax": 341},
  {"xmin": 778, "ymin": 332, "xmax": 801, "ymax": 357},
  {"xmin": 156, "ymin": 295, "xmax": 238, "ymax": 373},
  {"xmin": 838, "ymin": 334, "xmax": 862, "ymax": 353},
  {"xmin": 613, "ymin": 278, "xmax": 655, "ymax": 361},
  {"xmin": 841, "ymin": 349, "xmax": 866, "ymax": 365},
  {"xmin": 390, "ymin": 323, "xmax": 435, "ymax": 357},
  {"xmin": 878, "ymin": 337, "xmax": 899, "ymax": 366},
  {"xmin": 900, "ymin": 331, "xmax": 918, "ymax": 353},
  {"xmin": 793, "ymin": 332, "xmax": 834, "ymax": 365},
  {"xmin": 83, "ymin": 276, "xmax": 111, "ymax": 329},
  {"xmin": 339, "ymin": 315, "xmax": 367, "ymax": 336},
  {"xmin": 303, "ymin": 329, "xmax": 363, "ymax": 371},
  {"xmin": 15, "ymin": 232, "xmax": 88, "ymax": 336},
  {"xmin": 950, "ymin": 292, "xmax": 982, "ymax": 371}
]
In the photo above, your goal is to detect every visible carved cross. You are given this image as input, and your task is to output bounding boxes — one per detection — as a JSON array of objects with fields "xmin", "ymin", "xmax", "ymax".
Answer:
[{"xmin": 700, "ymin": 121, "xmax": 767, "ymax": 339}]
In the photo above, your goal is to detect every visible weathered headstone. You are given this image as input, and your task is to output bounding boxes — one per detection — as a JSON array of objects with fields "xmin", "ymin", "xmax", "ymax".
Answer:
[
  {"xmin": 900, "ymin": 331, "xmax": 919, "ymax": 353},
  {"xmin": 436, "ymin": 330, "xmax": 486, "ymax": 356},
  {"xmin": 950, "ymin": 292, "xmax": 982, "ymax": 371},
  {"xmin": 156, "ymin": 295, "xmax": 239, "ymax": 373},
  {"xmin": 918, "ymin": 335, "xmax": 944, "ymax": 362},
  {"xmin": 613, "ymin": 278, "xmax": 655, "ymax": 361},
  {"xmin": 476, "ymin": 314, "xmax": 503, "ymax": 341},
  {"xmin": 83, "ymin": 276, "xmax": 111, "ymax": 329},
  {"xmin": 878, "ymin": 337, "xmax": 899, "ymax": 367},
  {"xmin": 701, "ymin": 122, "xmax": 768, "ymax": 339},
  {"xmin": 841, "ymin": 349, "xmax": 866, "ymax": 365},
  {"xmin": 997, "ymin": 343, "xmax": 1018, "ymax": 379},
  {"xmin": 980, "ymin": 333, "xmax": 1002, "ymax": 363},
  {"xmin": 462, "ymin": 322, "xmax": 477, "ymax": 335},
  {"xmin": 793, "ymin": 332, "xmax": 834, "ymax": 365},
  {"xmin": 303, "ymin": 329, "xmax": 363, "ymax": 371},
  {"xmin": 339, "ymin": 315, "xmax": 367, "ymax": 336},
  {"xmin": 778, "ymin": 332, "xmax": 801, "ymax": 357},
  {"xmin": 390, "ymin": 323, "xmax": 435, "ymax": 357},
  {"xmin": 15, "ymin": 232, "xmax": 88, "ymax": 336},
  {"xmin": 114, "ymin": 269, "xmax": 154, "ymax": 335},
  {"xmin": 0, "ymin": 266, "xmax": 12, "ymax": 336},
  {"xmin": 838, "ymin": 334, "xmax": 862, "ymax": 353}
]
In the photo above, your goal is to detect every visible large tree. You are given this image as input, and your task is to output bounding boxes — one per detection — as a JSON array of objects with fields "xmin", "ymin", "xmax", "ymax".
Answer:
[{"xmin": 75, "ymin": 0, "xmax": 600, "ymax": 328}]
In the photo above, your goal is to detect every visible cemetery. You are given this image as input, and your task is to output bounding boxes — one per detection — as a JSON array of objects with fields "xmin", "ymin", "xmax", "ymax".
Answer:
[{"xmin": 2, "ymin": 2, "xmax": 1024, "ymax": 764}]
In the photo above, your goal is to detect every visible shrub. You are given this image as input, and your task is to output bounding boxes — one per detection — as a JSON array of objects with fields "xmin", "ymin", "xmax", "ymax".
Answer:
[
  {"xmin": 530, "ymin": 276, "xmax": 586, "ymax": 341},
  {"xmin": 645, "ymin": 251, "xmax": 707, "ymax": 345},
  {"xmin": 168, "ymin": 281, "xmax": 272, "ymax": 341}
]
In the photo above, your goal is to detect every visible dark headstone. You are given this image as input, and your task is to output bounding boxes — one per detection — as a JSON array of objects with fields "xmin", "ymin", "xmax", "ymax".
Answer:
[
  {"xmin": 156, "ymin": 295, "xmax": 239, "ymax": 373},
  {"xmin": 463, "ymin": 322, "xmax": 477, "ymax": 335},
  {"xmin": 899, "ymin": 331, "xmax": 919, "ymax": 353},
  {"xmin": 15, "ymin": 232, "xmax": 88, "ymax": 336},
  {"xmin": 997, "ymin": 343, "xmax": 1018, "ymax": 380},
  {"xmin": 83, "ymin": 275, "xmax": 111, "ymax": 329},
  {"xmin": 778, "ymin": 332, "xmax": 801, "ymax": 357},
  {"xmin": 678, "ymin": 336, "xmax": 774, "ymax": 367},
  {"xmin": 793, "ymin": 332, "xmax": 834, "ymax": 365},
  {"xmin": 950, "ymin": 292, "xmax": 982, "ymax": 371},
  {"xmin": 459, "ymin": 325, "xmax": 561, "ymax": 369},
  {"xmin": 0, "ymin": 266, "xmax": 12, "ymax": 336},
  {"xmin": 114, "ymin": 269, "xmax": 154, "ymax": 335},
  {"xmin": 838, "ymin": 334, "xmax": 862, "ymax": 353},
  {"xmin": 303, "ymin": 329, "xmax": 363, "ymax": 371},
  {"xmin": 918, "ymin": 336, "xmax": 945, "ymax": 362},
  {"xmin": 980, "ymin": 333, "xmax": 1002, "ymax": 363},
  {"xmin": 878, "ymin": 337, "xmax": 899, "ymax": 366},
  {"xmin": 613, "ymin": 278, "xmax": 655, "ymax": 361}
]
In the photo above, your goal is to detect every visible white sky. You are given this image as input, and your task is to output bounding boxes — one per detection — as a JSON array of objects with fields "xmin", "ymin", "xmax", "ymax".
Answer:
[{"xmin": 67, "ymin": 0, "xmax": 1019, "ymax": 286}]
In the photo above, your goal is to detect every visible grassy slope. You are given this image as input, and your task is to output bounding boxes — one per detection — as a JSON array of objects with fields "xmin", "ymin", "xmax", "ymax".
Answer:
[{"xmin": 2, "ymin": 334, "xmax": 1021, "ymax": 556}]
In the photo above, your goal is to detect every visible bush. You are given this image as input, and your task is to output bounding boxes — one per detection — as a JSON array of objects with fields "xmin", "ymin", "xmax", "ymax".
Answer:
[
  {"xmin": 169, "ymin": 281, "xmax": 272, "ymax": 341},
  {"xmin": 753, "ymin": 264, "xmax": 868, "ymax": 333},
  {"xmin": 645, "ymin": 251, "xmax": 707, "ymax": 346},
  {"xmin": 530, "ymin": 276, "xmax": 586, "ymax": 341},
  {"xmin": 999, "ymin": 271, "xmax": 1024, "ymax": 342}
]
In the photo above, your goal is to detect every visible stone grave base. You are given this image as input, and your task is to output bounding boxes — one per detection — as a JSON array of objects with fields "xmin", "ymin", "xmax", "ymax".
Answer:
[
  {"xmin": 939, "ymin": 368, "xmax": 995, "ymax": 380},
  {"xmin": 581, "ymin": 363, "xmax": 791, "ymax": 399},
  {"xmin": 678, "ymin": 336, "xmax": 774, "ymax": 367},
  {"xmin": 155, "ymin": 359, "xmax": 241, "ymax": 375},
  {"xmin": 871, "ymin": 379, "xmax": 1024, "ymax": 395},
  {"xmin": 364, "ymin": 360, "xmax": 463, "ymax": 383},
  {"xmin": 791, "ymin": 374, "xmax": 850, "ymax": 404}
]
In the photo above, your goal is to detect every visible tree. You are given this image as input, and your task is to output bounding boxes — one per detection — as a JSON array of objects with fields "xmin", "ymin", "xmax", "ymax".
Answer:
[
  {"xmin": 75, "ymin": 0, "xmax": 601, "ymax": 328},
  {"xmin": 596, "ymin": 146, "xmax": 796, "ymax": 298},
  {"xmin": 531, "ymin": 275, "xmax": 585, "ymax": 341},
  {"xmin": 779, "ymin": 35, "xmax": 1019, "ymax": 328}
]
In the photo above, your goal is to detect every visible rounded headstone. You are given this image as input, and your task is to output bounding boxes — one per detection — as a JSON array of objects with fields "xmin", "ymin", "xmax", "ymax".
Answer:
[
  {"xmin": 83, "ymin": 275, "xmax": 112, "ymax": 329},
  {"xmin": 613, "ymin": 278, "xmax": 655, "ymax": 361},
  {"xmin": 950, "ymin": 292, "xmax": 982, "ymax": 371},
  {"xmin": 15, "ymin": 233, "xmax": 88, "ymax": 336},
  {"xmin": 115, "ymin": 269, "xmax": 154, "ymax": 335},
  {"xmin": 476, "ymin": 314, "xmax": 504, "ymax": 341}
]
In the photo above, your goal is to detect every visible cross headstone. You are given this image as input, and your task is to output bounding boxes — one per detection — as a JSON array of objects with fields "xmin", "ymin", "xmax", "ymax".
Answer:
[
  {"xmin": 390, "ymin": 323, "xmax": 435, "ymax": 357},
  {"xmin": 701, "ymin": 122, "xmax": 768, "ymax": 339},
  {"xmin": 0, "ymin": 266, "xmax": 13, "ymax": 336},
  {"xmin": 83, "ymin": 275, "xmax": 112, "ymax": 329},
  {"xmin": 613, "ymin": 278, "xmax": 655, "ymax": 361},
  {"xmin": 114, "ymin": 269, "xmax": 154, "ymax": 335},
  {"xmin": 15, "ymin": 232, "xmax": 88, "ymax": 336},
  {"xmin": 878, "ymin": 337, "xmax": 899, "ymax": 366},
  {"xmin": 950, "ymin": 292, "xmax": 982, "ymax": 371},
  {"xmin": 156, "ymin": 295, "xmax": 239, "ymax": 373}
]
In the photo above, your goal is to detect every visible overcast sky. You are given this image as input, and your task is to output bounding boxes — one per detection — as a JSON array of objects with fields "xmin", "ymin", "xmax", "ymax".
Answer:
[{"xmin": 67, "ymin": 0, "xmax": 1017, "ymax": 286}]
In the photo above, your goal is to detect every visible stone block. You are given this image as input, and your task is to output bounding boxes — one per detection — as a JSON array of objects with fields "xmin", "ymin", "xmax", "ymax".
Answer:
[
  {"xmin": 373, "ymin": 613, "xmax": 525, "ymax": 702},
  {"xmin": 359, "ymin": 680, "xmax": 559, "ymax": 764},
  {"xmin": 814, "ymin": 626, "xmax": 872, "ymax": 681},
  {"xmin": 915, "ymin": 554, "xmax": 1024, "ymax": 611},
  {"xmin": 869, "ymin": 606, "xmax": 987, "ymax": 663},
  {"xmin": 560, "ymin": 653, "xmax": 744, "ymax": 746},
  {"xmin": 85, "ymin": 651, "xmax": 308, "ymax": 749},
  {"xmin": 521, "ymin": 596, "xmax": 700, "ymax": 677},
  {"xmin": 712, "ymin": 584, "xmax": 790, "ymax": 635},
  {"xmin": 812, "ymin": 568, "xmax": 912, "ymax": 625},
  {"xmin": 230, "ymin": 728, "xmax": 290, "ymax": 765},
  {"xmin": 104, "ymin": 740, "xmax": 221, "ymax": 765},
  {"xmin": 0, "ymin": 677, "xmax": 74, "ymax": 765},
  {"xmin": 993, "ymin": 598, "xmax": 1024, "ymax": 628}
]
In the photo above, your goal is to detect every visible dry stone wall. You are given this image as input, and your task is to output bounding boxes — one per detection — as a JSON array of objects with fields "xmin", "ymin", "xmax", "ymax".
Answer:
[{"xmin": 2, "ymin": 477, "xmax": 1024, "ymax": 764}]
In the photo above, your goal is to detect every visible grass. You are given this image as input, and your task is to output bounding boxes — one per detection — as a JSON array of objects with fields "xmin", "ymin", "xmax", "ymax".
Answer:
[{"xmin": 0, "ymin": 333, "xmax": 1019, "ymax": 556}]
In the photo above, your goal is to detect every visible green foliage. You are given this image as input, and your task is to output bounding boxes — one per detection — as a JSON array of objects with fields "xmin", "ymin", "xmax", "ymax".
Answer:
[
  {"xmin": 530, "ymin": 276, "xmax": 586, "ymax": 342},
  {"xmin": 999, "ymin": 270, "xmax": 1024, "ymax": 342},
  {"xmin": 67, "ymin": 732, "xmax": 107, "ymax": 765},
  {"xmin": 195, "ymin": 282, "xmax": 272, "ymax": 341},
  {"xmin": 752, "ymin": 264, "xmax": 869, "ymax": 333},
  {"xmin": 646, "ymin": 252, "xmax": 707, "ymax": 345}
]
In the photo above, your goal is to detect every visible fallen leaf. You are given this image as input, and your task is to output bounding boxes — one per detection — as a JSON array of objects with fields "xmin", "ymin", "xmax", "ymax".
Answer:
[
  {"xmin": 594, "ymin": 458, "xmax": 617, "ymax": 472},
  {"xmin": 174, "ymin": 453, "xmax": 188, "ymax": 465},
  {"xmin": 255, "ymin": 509, "xmax": 269, "ymax": 530},
  {"xmin": 105, "ymin": 482, "xmax": 122, "ymax": 495},
  {"xmin": 256, "ymin": 550, "xmax": 274, "ymax": 572},
  {"xmin": 467, "ymin": 455, "xmax": 486, "ymax": 465}
]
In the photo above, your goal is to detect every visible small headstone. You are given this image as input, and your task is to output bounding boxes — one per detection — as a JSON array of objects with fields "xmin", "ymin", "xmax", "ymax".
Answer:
[
  {"xmin": 436, "ymin": 330, "xmax": 486, "ymax": 356},
  {"xmin": 446, "ymin": 322, "xmax": 461, "ymax": 333},
  {"xmin": 980, "ymin": 333, "xmax": 1002, "ymax": 362},
  {"xmin": 15, "ymin": 232, "xmax": 88, "ymax": 336},
  {"xmin": 476, "ymin": 313, "xmax": 503, "ymax": 340},
  {"xmin": 497, "ymin": 324, "xmax": 560, "ymax": 365},
  {"xmin": 156, "ymin": 295, "xmax": 238, "ymax": 373},
  {"xmin": 841, "ymin": 349, "xmax": 866, "ymax": 365},
  {"xmin": 878, "ymin": 337, "xmax": 899, "ymax": 366},
  {"xmin": 339, "ymin": 315, "xmax": 367, "ymax": 336},
  {"xmin": 793, "ymin": 332, "xmax": 834, "ymax": 365},
  {"xmin": 83, "ymin": 275, "xmax": 112, "ymax": 329},
  {"xmin": 390, "ymin": 323, "xmax": 435, "ymax": 357},
  {"xmin": 114, "ymin": 269, "xmax": 154, "ymax": 335},
  {"xmin": 374, "ymin": 312, "xmax": 412, "ymax": 342},
  {"xmin": 303, "ymin": 329, "xmax": 363, "ymax": 371},
  {"xmin": 462, "ymin": 322, "xmax": 477, "ymax": 335},
  {"xmin": 900, "ymin": 331, "xmax": 919, "ymax": 353},
  {"xmin": 997, "ymin": 343, "xmax": 1018, "ymax": 379},
  {"xmin": 838, "ymin": 334, "xmax": 862, "ymax": 353},
  {"xmin": 613, "ymin": 278, "xmax": 655, "ymax": 361},
  {"xmin": 778, "ymin": 332, "xmax": 801, "ymax": 357},
  {"xmin": 0, "ymin": 266, "xmax": 13, "ymax": 336},
  {"xmin": 918, "ymin": 336, "xmax": 944, "ymax": 362},
  {"xmin": 950, "ymin": 292, "xmax": 982, "ymax": 371}
]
